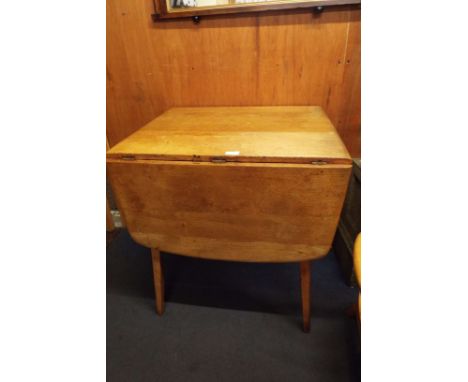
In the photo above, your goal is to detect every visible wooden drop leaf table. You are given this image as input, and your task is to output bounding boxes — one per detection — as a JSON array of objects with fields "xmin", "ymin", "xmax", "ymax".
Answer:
[{"xmin": 107, "ymin": 106, "xmax": 351, "ymax": 332}]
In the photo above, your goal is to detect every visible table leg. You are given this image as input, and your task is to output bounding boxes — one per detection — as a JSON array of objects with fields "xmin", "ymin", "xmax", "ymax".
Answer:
[
  {"xmin": 300, "ymin": 260, "xmax": 311, "ymax": 333},
  {"xmin": 151, "ymin": 248, "xmax": 165, "ymax": 315}
]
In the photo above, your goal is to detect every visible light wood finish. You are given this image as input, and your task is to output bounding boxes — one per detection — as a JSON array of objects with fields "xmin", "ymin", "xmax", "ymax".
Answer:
[
  {"xmin": 107, "ymin": 106, "xmax": 351, "ymax": 164},
  {"xmin": 300, "ymin": 261, "xmax": 311, "ymax": 332},
  {"xmin": 107, "ymin": 106, "xmax": 351, "ymax": 330},
  {"xmin": 354, "ymin": 233, "xmax": 361, "ymax": 318},
  {"xmin": 107, "ymin": 107, "xmax": 351, "ymax": 262},
  {"xmin": 346, "ymin": 232, "xmax": 360, "ymax": 321},
  {"xmin": 107, "ymin": 160, "xmax": 350, "ymax": 262},
  {"xmin": 156, "ymin": 0, "xmax": 360, "ymax": 19},
  {"xmin": 354, "ymin": 232, "xmax": 361, "ymax": 287},
  {"xmin": 151, "ymin": 248, "xmax": 165, "ymax": 315},
  {"xmin": 106, "ymin": 2, "xmax": 360, "ymax": 156}
]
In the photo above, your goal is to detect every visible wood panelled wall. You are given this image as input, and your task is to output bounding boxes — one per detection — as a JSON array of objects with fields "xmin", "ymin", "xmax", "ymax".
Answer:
[{"xmin": 107, "ymin": 1, "xmax": 360, "ymax": 156}]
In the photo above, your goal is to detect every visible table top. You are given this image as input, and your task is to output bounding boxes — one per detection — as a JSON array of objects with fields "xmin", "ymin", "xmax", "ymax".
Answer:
[{"xmin": 107, "ymin": 106, "xmax": 351, "ymax": 165}]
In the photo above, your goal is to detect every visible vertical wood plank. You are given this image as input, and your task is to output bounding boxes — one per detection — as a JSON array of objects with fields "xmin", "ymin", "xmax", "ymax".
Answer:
[
  {"xmin": 151, "ymin": 248, "xmax": 165, "ymax": 315},
  {"xmin": 300, "ymin": 260, "xmax": 311, "ymax": 332},
  {"xmin": 106, "ymin": 1, "xmax": 360, "ymax": 156}
]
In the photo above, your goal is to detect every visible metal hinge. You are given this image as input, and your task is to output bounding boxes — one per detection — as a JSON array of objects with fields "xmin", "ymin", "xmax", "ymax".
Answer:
[
  {"xmin": 311, "ymin": 160, "xmax": 328, "ymax": 165},
  {"xmin": 211, "ymin": 157, "xmax": 227, "ymax": 164},
  {"xmin": 121, "ymin": 155, "xmax": 135, "ymax": 161}
]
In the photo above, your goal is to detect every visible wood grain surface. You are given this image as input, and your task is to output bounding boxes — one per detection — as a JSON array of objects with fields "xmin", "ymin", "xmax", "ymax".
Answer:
[
  {"xmin": 151, "ymin": 248, "xmax": 165, "ymax": 315},
  {"xmin": 300, "ymin": 261, "xmax": 311, "ymax": 332},
  {"xmin": 107, "ymin": 159, "xmax": 351, "ymax": 262},
  {"xmin": 106, "ymin": 1, "xmax": 360, "ymax": 156},
  {"xmin": 107, "ymin": 106, "xmax": 351, "ymax": 164}
]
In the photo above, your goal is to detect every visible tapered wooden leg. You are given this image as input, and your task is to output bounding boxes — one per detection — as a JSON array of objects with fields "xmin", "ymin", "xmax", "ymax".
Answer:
[
  {"xmin": 300, "ymin": 261, "xmax": 311, "ymax": 333},
  {"xmin": 151, "ymin": 248, "xmax": 165, "ymax": 315}
]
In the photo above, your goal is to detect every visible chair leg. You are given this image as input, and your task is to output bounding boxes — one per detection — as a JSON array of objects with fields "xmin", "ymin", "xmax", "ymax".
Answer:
[
  {"xmin": 300, "ymin": 261, "xmax": 311, "ymax": 333},
  {"xmin": 151, "ymin": 248, "xmax": 165, "ymax": 315}
]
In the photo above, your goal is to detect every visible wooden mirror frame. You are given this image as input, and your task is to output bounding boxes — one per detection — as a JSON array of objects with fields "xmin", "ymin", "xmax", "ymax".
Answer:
[{"xmin": 152, "ymin": 0, "xmax": 360, "ymax": 21}]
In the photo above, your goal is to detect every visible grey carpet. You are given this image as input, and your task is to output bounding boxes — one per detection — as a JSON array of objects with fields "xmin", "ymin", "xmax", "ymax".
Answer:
[{"xmin": 107, "ymin": 230, "xmax": 360, "ymax": 382}]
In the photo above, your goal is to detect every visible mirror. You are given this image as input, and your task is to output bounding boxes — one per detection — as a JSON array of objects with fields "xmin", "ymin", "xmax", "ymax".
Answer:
[{"xmin": 153, "ymin": 0, "xmax": 361, "ymax": 20}]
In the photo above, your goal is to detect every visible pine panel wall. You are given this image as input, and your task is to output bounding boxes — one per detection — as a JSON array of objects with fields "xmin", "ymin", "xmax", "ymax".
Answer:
[{"xmin": 107, "ymin": 1, "xmax": 360, "ymax": 156}]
